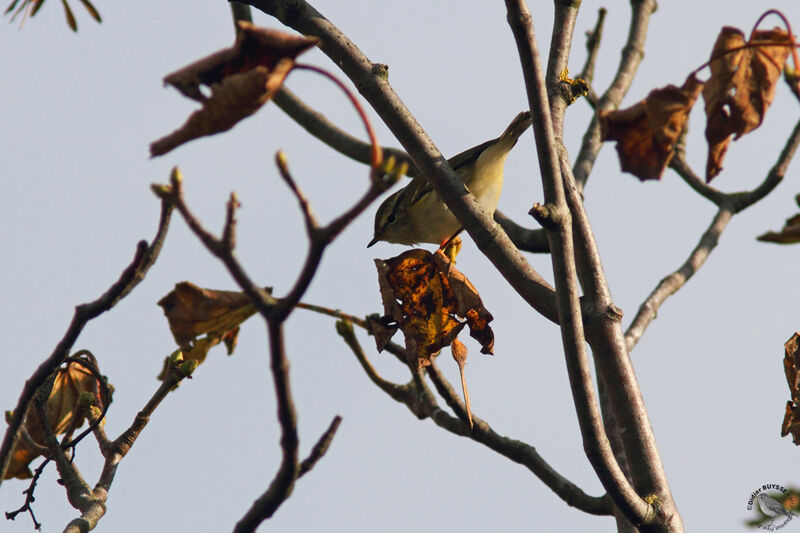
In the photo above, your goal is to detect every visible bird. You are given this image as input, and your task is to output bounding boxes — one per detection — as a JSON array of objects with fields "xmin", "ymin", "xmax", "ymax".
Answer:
[
  {"xmin": 757, "ymin": 493, "xmax": 797, "ymax": 526},
  {"xmin": 368, "ymin": 110, "xmax": 531, "ymax": 248}
]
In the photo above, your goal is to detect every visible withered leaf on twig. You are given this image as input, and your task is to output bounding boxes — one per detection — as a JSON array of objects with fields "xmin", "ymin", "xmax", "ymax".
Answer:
[
  {"xmin": 158, "ymin": 281, "xmax": 257, "ymax": 345},
  {"xmin": 600, "ymin": 75, "xmax": 704, "ymax": 182},
  {"xmin": 373, "ymin": 249, "xmax": 494, "ymax": 371},
  {"xmin": 156, "ymin": 282, "xmax": 262, "ymax": 377},
  {"xmin": 3, "ymin": 357, "xmax": 108, "ymax": 480},
  {"xmin": 703, "ymin": 26, "xmax": 793, "ymax": 181},
  {"xmin": 757, "ymin": 195, "xmax": 800, "ymax": 244},
  {"xmin": 150, "ymin": 22, "xmax": 317, "ymax": 157},
  {"xmin": 781, "ymin": 332, "xmax": 800, "ymax": 445}
]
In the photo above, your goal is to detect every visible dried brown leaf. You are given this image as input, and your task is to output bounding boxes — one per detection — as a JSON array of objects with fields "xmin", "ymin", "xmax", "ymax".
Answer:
[
  {"xmin": 600, "ymin": 75, "xmax": 704, "ymax": 181},
  {"xmin": 157, "ymin": 281, "xmax": 257, "ymax": 346},
  {"xmin": 3, "ymin": 358, "xmax": 108, "ymax": 480},
  {"xmin": 781, "ymin": 333, "xmax": 800, "ymax": 445},
  {"xmin": 150, "ymin": 22, "xmax": 317, "ymax": 157},
  {"xmin": 703, "ymin": 27, "xmax": 793, "ymax": 181},
  {"xmin": 373, "ymin": 249, "xmax": 494, "ymax": 370},
  {"xmin": 758, "ymin": 213, "xmax": 800, "ymax": 244}
]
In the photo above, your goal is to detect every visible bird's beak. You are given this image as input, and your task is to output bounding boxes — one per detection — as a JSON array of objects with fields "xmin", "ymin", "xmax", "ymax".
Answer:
[{"xmin": 367, "ymin": 236, "xmax": 379, "ymax": 248}]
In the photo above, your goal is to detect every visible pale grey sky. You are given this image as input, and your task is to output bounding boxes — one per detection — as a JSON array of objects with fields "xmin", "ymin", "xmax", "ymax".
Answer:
[{"xmin": 2, "ymin": 1, "xmax": 800, "ymax": 532}]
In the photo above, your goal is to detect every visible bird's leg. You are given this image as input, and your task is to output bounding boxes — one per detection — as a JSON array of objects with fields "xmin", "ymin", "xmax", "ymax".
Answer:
[{"xmin": 440, "ymin": 234, "xmax": 462, "ymax": 263}]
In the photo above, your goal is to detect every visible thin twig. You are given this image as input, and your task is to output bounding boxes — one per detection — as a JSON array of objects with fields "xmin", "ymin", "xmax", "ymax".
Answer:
[
  {"xmin": 276, "ymin": 151, "xmax": 319, "ymax": 233},
  {"xmin": 546, "ymin": 0, "xmax": 580, "ymax": 136},
  {"xmin": 580, "ymin": 8, "xmax": 607, "ymax": 85},
  {"xmin": 625, "ymin": 205, "xmax": 734, "ymax": 352},
  {"xmin": 573, "ymin": 0, "xmax": 657, "ymax": 192},
  {"xmin": 298, "ymin": 416, "xmax": 342, "ymax": 478},
  {"xmin": 0, "ymin": 199, "xmax": 173, "ymax": 485},
  {"xmin": 273, "ymin": 88, "xmax": 415, "ymax": 173},
  {"xmin": 669, "ymin": 155, "xmax": 727, "ymax": 205},
  {"xmin": 338, "ymin": 322, "xmax": 611, "ymax": 515},
  {"xmin": 57, "ymin": 366, "xmax": 189, "ymax": 533},
  {"xmin": 334, "ymin": 320, "xmax": 416, "ymax": 408},
  {"xmin": 630, "ymin": 117, "xmax": 800, "ymax": 351}
]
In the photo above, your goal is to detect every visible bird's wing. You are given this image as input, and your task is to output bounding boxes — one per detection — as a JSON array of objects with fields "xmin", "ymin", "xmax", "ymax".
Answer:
[{"xmin": 406, "ymin": 139, "xmax": 497, "ymax": 205}]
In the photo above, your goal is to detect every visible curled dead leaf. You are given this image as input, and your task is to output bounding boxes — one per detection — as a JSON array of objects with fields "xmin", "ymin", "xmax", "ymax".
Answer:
[
  {"xmin": 600, "ymin": 75, "xmax": 704, "ymax": 181},
  {"xmin": 758, "ymin": 213, "xmax": 800, "ymax": 244},
  {"xmin": 156, "ymin": 282, "xmax": 260, "ymax": 379},
  {"xmin": 3, "ymin": 356, "xmax": 109, "ymax": 480},
  {"xmin": 158, "ymin": 281, "xmax": 257, "ymax": 346},
  {"xmin": 781, "ymin": 333, "xmax": 800, "ymax": 444},
  {"xmin": 373, "ymin": 249, "xmax": 494, "ymax": 370},
  {"xmin": 150, "ymin": 22, "xmax": 317, "ymax": 157},
  {"xmin": 703, "ymin": 26, "xmax": 793, "ymax": 181}
]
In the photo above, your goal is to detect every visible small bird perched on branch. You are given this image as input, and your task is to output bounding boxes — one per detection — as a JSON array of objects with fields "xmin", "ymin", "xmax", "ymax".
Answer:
[{"xmin": 368, "ymin": 110, "xmax": 532, "ymax": 247}]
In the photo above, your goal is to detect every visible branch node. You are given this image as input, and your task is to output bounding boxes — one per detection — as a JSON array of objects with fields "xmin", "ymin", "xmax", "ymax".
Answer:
[{"xmin": 529, "ymin": 202, "xmax": 568, "ymax": 229}]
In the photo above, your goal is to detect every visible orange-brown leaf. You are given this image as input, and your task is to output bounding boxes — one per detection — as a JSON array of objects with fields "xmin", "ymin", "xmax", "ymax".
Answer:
[
  {"xmin": 432, "ymin": 250, "xmax": 495, "ymax": 354},
  {"xmin": 3, "ymin": 357, "xmax": 107, "ymax": 480},
  {"xmin": 703, "ymin": 27, "xmax": 793, "ymax": 181},
  {"xmin": 781, "ymin": 333, "xmax": 800, "ymax": 445},
  {"xmin": 373, "ymin": 249, "xmax": 494, "ymax": 370},
  {"xmin": 150, "ymin": 22, "xmax": 317, "ymax": 157},
  {"xmin": 157, "ymin": 281, "xmax": 257, "ymax": 346},
  {"xmin": 600, "ymin": 75, "xmax": 704, "ymax": 181}
]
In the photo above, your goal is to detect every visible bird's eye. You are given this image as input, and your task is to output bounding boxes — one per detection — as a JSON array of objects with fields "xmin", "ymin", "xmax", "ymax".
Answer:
[{"xmin": 387, "ymin": 213, "xmax": 397, "ymax": 223}]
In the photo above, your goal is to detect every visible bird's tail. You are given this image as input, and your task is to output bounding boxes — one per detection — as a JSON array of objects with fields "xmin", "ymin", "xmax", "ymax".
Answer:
[{"xmin": 497, "ymin": 110, "xmax": 532, "ymax": 149}]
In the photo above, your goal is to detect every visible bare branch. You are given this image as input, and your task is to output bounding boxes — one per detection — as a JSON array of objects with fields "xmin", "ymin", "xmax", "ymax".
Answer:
[
  {"xmin": 334, "ymin": 320, "xmax": 417, "ymax": 408},
  {"xmin": 0, "ymin": 199, "xmax": 173, "ymax": 485},
  {"xmin": 669, "ymin": 155, "xmax": 728, "ymax": 205},
  {"xmin": 298, "ymin": 416, "xmax": 342, "ymax": 478},
  {"xmin": 505, "ymin": 0, "xmax": 660, "ymax": 526},
  {"xmin": 546, "ymin": 0, "xmax": 580, "ymax": 135},
  {"xmin": 580, "ymin": 8, "xmax": 607, "ymax": 85},
  {"xmin": 574, "ymin": 0, "xmax": 657, "ymax": 191},
  {"xmin": 276, "ymin": 150, "xmax": 319, "ymax": 234},
  {"xmin": 625, "ymin": 205, "xmax": 733, "ymax": 352},
  {"xmin": 729, "ymin": 117, "xmax": 800, "ymax": 212},
  {"xmin": 628, "ymin": 118, "xmax": 800, "ymax": 351},
  {"xmin": 273, "ymin": 88, "xmax": 415, "ymax": 173},
  {"xmin": 233, "ymin": 321, "xmax": 299, "ymax": 532}
]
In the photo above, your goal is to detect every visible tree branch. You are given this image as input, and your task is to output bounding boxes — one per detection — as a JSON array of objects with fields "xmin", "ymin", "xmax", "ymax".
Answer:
[
  {"xmin": 546, "ymin": 0, "xmax": 580, "ymax": 136},
  {"xmin": 505, "ymin": 0, "xmax": 663, "ymax": 527},
  {"xmin": 336, "ymin": 319, "xmax": 611, "ymax": 515},
  {"xmin": 243, "ymin": 0, "xmax": 562, "ymax": 325},
  {"xmin": 0, "ymin": 199, "xmax": 173, "ymax": 485},
  {"xmin": 628, "ymin": 117, "xmax": 800, "ymax": 352},
  {"xmin": 625, "ymin": 205, "xmax": 734, "ymax": 352},
  {"xmin": 573, "ymin": 0, "xmax": 657, "ymax": 192}
]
